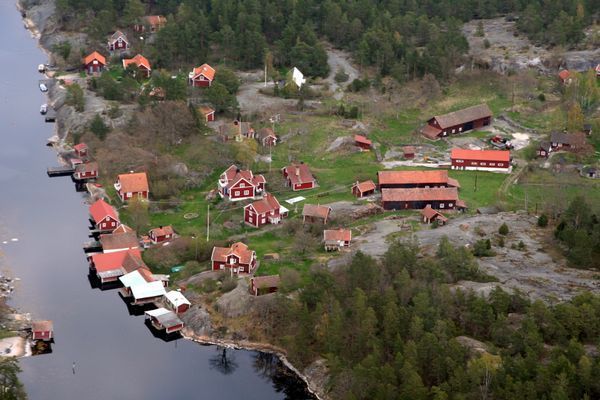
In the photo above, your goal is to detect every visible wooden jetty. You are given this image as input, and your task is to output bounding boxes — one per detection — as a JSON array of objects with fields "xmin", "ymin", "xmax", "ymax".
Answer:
[
  {"xmin": 46, "ymin": 165, "xmax": 75, "ymax": 177},
  {"xmin": 83, "ymin": 240, "xmax": 102, "ymax": 253}
]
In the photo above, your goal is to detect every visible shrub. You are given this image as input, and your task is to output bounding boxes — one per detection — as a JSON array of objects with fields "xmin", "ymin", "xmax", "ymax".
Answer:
[
  {"xmin": 89, "ymin": 114, "xmax": 109, "ymax": 140},
  {"xmin": 538, "ymin": 93, "xmax": 546, "ymax": 102},
  {"xmin": 65, "ymin": 83, "xmax": 85, "ymax": 112},
  {"xmin": 334, "ymin": 69, "xmax": 349, "ymax": 83},
  {"xmin": 517, "ymin": 240, "xmax": 526, "ymax": 250},
  {"xmin": 52, "ymin": 41, "xmax": 71, "ymax": 61},
  {"xmin": 538, "ymin": 214, "xmax": 549, "ymax": 227},
  {"xmin": 348, "ymin": 78, "xmax": 369, "ymax": 92},
  {"xmin": 483, "ymin": 39, "xmax": 491, "ymax": 48},
  {"xmin": 473, "ymin": 239, "xmax": 494, "ymax": 257},
  {"xmin": 499, "ymin": 223, "xmax": 509, "ymax": 235},
  {"xmin": 498, "ymin": 236, "xmax": 505, "ymax": 247},
  {"xmin": 220, "ymin": 277, "xmax": 238, "ymax": 293}
]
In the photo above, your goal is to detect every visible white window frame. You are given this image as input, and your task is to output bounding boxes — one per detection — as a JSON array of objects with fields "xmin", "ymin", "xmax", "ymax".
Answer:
[{"xmin": 440, "ymin": 203, "xmax": 445, "ymax": 209}]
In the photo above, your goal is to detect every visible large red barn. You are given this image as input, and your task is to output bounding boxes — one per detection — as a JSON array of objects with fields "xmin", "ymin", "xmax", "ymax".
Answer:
[
  {"xmin": 450, "ymin": 148, "xmax": 511, "ymax": 173},
  {"xmin": 421, "ymin": 104, "xmax": 492, "ymax": 140}
]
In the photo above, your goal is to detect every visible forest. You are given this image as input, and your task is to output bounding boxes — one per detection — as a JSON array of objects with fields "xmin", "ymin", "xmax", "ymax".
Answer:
[
  {"xmin": 55, "ymin": 0, "xmax": 596, "ymax": 81},
  {"xmin": 257, "ymin": 232, "xmax": 600, "ymax": 399}
]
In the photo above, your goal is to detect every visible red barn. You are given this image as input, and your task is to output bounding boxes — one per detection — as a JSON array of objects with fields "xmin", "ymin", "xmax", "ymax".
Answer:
[
  {"xmin": 83, "ymin": 51, "xmax": 106, "ymax": 74},
  {"xmin": 378, "ymin": 170, "xmax": 460, "ymax": 190},
  {"xmin": 148, "ymin": 225, "xmax": 175, "ymax": 244},
  {"xmin": 354, "ymin": 135, "xmax": 372, "ymax": 150},
  {"xmin": 73, "ymin": 143, "xmax": 88, "ymax": 158},
  {"xmin": 250, "ymin": 275, "xmax": 280, "ymax": 296},
  {"xmin": 122, "ymin": 54, "xmax": 152, "ymax": 78},
  {"xmin": 282, "ymin": 163, "xmax": 316, "ymax": 191},
  {"xmin": 450, "ymin": 148, "xmax": 511, "ymax": 172},
  {"xmin": 302, "ymin": 204, "xmax": 331, "ymax": 224},
  {"xmin": 244, "ymin": 194, "xmax": 288, "ymax": 227},
  {"xmin": 115, "ymin": 172, "xmax": 149, "ymax": 201},
  {"xmin": 189, "ymin": 64, "xmax": 215, "ymax": 87},
  {"xmin": 89, "ymin": 198, "xmax": 120, "ymax": 232},
  {"xmin": 381, "ymin": 187, "xmax": 460, "ymax": 210},
  {"xmin": 211, "ymin": 242, "xmax": 257, "ymax": 274},
  {"xmin": 199, "ymin": 106, "xmax": 215, "ymax": 122},
  {"xmin": 107, "ymin": 31, "xmax": 129, "ymax": 51},
  {"xmin": 218, "ymin": 165, "xmax": 265, "ymax": 201},
  {"xmin": 73, "ymin": 162, "xmax": 98, "ymax": 180},
  {"xmin": 32, "ymin": 320, "xmax": 53, "ymax": 341},
  {"xmin": 165, "ymin": 290, "xmax": 191, "ymax": 314},
  {"xmin": 323, "ymin": 228, "xmax": 352, "ymax": 251},
  {"xmin": 257, "ymin": 127, "xmax": 277, "ymax": 147},
  {"xmin": 351, "ymin": 180, "xmax": 376, "ymax": 198},
  {"xmin": 421, "ymin": 104, "xmax": 492, "ymax": 140}
]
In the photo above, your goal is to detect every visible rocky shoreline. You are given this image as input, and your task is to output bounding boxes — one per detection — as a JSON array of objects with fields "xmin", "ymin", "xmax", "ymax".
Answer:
[{"xmin": 16, "ymin": 0, "xmax": 329, "ymax": 397}]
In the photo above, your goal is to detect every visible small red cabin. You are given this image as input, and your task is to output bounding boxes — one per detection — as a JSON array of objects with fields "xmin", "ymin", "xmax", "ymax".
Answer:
[
  {"xmin": 32, "ymin": 320, "xmax": 53, "ymax": 341},
  {"xmin": 354, "ymin": 134, "xmax": 372, "ymax": 150},
  {"xmin": 83, "ymin": 51, "xmax": 106, "ymax": 74},
  {"xmin": 250, "ymin": 275, "xmax": 280, "ymax": 296},
  {"xmin": 189, "ymin": 64, "xmax": 215, "ymax": 87},
  {"xmin": 107, "ymin": 31, "xmax": 129, "ymax": 52},
  {"xmin": 122, "ymin": 54, "xmax": 152, "ymax": 78},
  {"xmin": 282, "ymin": 163, "xmax": 316, "ymax": 191},
  {"xmin": 73, "ymin": 162, "xmax": 98, "ymax": 180},
  {"xmin": 199, "ymin": 106, "xmax": 215, "ymax": 122},
  {"xmin": 89, "ymin": 198, "xmax": 120, "ymax": 232},
  {"xmin": 73, "ymin": 143, "xmax": 88, "ymax": 158},
  {"xmin": 402, "ymin": 146, "xmax": 415, "ymax": 159},
  {"xmin": 351, "ymin": 180, "xmax": 376, "ymax": 198},
  {"xmin": 148, "ymin": 226, "xmax": 175, "ymax": 244}
]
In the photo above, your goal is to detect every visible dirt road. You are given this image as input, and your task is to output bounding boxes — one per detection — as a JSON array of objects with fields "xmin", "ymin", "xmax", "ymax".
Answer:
[{"xmin": 324, "ymin": 47, "xmax": 359, "ymax": 100}]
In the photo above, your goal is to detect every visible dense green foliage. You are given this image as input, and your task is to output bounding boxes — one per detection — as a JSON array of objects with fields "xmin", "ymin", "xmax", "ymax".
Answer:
[
  {"xmin": 0, "ymin": 358, "xmax": 27, "ymax": 399},
  {"xmin": 554, "ymin": 196, "xmax": 600, "ymax": 269},
  {"xmin": 266, "ymin": 240, "xmax": 600, "ymax": 399},
  {"xmin": 56, "ymin": 0, "xmax": 594, "ymax": 82}
]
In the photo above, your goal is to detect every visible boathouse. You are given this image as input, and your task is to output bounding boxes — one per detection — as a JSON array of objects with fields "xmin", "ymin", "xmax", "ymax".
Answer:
[
  {"xmin": 32, "ymin": 320, "xmax": 53, "ymax": 341},
  {"xmin": 99, "ymin": 227, "xmax": 139, "ymax": 253},
  {"xmin": 73, "ymin": 143, "xmax": 88, "ymax": 158},
  {"xmin": 73, "ymin": 162, "xmax": 98, "ymax": 180},
  {"xmin": 145, "ymin": 308, "xmax": 184, "ymax": 334},
  {"xmin": 164, "ymin": 290, "xmax": 191, "ymax": 314},
  {"xmin": 89, "ymin": 249, "xmax": 143, "ymax": 284}
]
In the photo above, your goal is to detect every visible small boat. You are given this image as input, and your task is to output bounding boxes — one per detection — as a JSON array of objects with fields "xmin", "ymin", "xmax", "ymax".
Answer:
[
  {"xmin": 38, "ymin": 64, "xmax": 46, "ymax": 73},
  {"xmin": 39, "ymin": 83, "xmax": 48, "ymax": 92},
  {"xmin": 40, "ymin": 104, "xmax": 47, "ymax": 114}
]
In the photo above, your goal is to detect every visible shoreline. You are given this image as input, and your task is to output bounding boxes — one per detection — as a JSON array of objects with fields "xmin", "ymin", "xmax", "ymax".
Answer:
[{"xmin": 15, "ymin": 1, "xmax": 328, "ymax": 397}]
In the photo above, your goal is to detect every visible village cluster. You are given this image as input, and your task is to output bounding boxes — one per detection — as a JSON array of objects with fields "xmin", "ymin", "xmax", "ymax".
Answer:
[{"xmin": 35, "ymin": 16, "xmax": 599, "ymax": 342}]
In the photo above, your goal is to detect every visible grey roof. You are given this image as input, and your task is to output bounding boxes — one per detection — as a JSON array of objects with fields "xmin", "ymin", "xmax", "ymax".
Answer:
[
  {"xmin": 550, "ymin": 131, "xmax": 571, "ymax": 144},
  {"xmin": 433, "ymin": 104, "xmax": 492, "ymax": 129}
]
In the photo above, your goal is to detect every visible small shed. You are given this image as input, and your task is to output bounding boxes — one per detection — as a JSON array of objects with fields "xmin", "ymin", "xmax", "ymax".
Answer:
[
  {"xmin": 420, "ymin": 205, "xmax": 448, "ymax": 225},
  {"xmin": 250, "ymin": 275, "xmax": 280, "ymax": 296},
  {"xmin": 323, "ymin": 228, "xmax": 352, "ymax": 251},
  {"xmin": 302, "ymin": 204, "xmax": 331, "ymax": 224},
  {"xmin": 351, "ymin": 180, "xmax": 376, "ymax": 198},
  {"xmin": 164, "ymin": 290, "xmax": 191, "ymax": 314},
  {"xmin": 145, "ymin": 308, "xmax": 184, "ymax": 334},
  {"xmin": 354, "ymin": 135, "xmax": 372, "ymax": 150},
  {"xmin": 32, "ymin": 320, "xmax": 53, "ymax": 341},
  {"xmin": 73, "ymin": 143, "xmax": 88, "ymax": 158},
  {"xmin": 199, "ymin": 106, "xmax": 215, "ymax": 122},
  {"xmin": 402, "ymin": 146, "xmax": 416, "ymax": 159}
]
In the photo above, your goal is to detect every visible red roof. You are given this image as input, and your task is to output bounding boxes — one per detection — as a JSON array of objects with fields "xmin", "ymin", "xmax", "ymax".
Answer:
[
  {"xmin": 323, "ymin": 228, "xmax": 351, "ymax": 242},
  {"xmin": 450, "ymin": 148, "xmax": 510, "ymax": 163},
  {"xmin": 402, "ymin": 146, "xmax": 416, "ymax": 154},
  {"xmin": 302, "ymin": 204, "xmax": 331, "ymax": 220},
  {"xmin": 212, "ymin": 242, "xmax": 255, "ymax": 265},
  {"xmin": 381, "ymin": 187, "xmax": 459, "ymax": 202},
  {"xmin": 420, "ymin": 205, "xmax": 447, "ymax": 222},
  {"xmin": 421, "ymin": 124, "xmax": 442, "ymax": 139},
  {"xmin": 89, "ymin": 199, "xmax": 118, "ymax": 224},
  {"xmin": 220, "ymin": 165, "xmax": 264, "ymax": 190},
  {"xmin": 246, "ymin": 194, "xmax": 280, "ymax": 215},
  {"xmin": 378, "ymin": 170, "xmax": 449, "ymax": 186},
  {"xmin": 193, "ymin": 63, "xmax": 215, "ymax": 81},
  {"xmin": 251, "ymin": 275, "xmax": 280, "ymax": 289},
  {"xmin": 99, "ymin": 231, "xmax": 139, "ymax": 251},
  {"xmin": 149, "ymin": 226, "xmax": 174, "ymax": 237},
  {"xmin": 73, "ymin": 143, "xmax": 88, "ymax": 152},
  {"xmin": 352, "ymin": 180, "xmax": 376, "ymax": 193},
  {"xmin": 83, "ymin": 51, "xmax": 106, "ymax": 66},
  {"xmin": 117, "ymin": 172, "xmax": 149, "ymax": 193},
  {"xmin": 283, "ymin": 163, "xmax": 315, "ymax": 186},
  {"xmin": 32, "ymin": 320, "xmax": 53, "ymax": 333},
  {"xmin": 91, "ymin": 249, "xmax": 141, "ymax": 273},
  {"xmin": 354, "ymin": 135, "xmax": 372, "ymax": 146},
  {"xmin": 123, "ymin": 54, "xmax": 151, "ymax": 71},
  {"xmin": 199, "ymin": 106, "xmax": 214, "ymax": 116},
  {"xmin": 145, "ymin": 15, "xmax": 167, "ymax": 27},
  {"xmin": 558, "ymin": 70, "xmax": 570, "ymax": 80}
]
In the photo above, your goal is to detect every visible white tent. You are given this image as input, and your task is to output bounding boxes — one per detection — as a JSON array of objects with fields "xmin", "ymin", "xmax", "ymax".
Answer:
[{"xmin": 291, "ymin": 67, "xmax": 306, "ymax": 88}]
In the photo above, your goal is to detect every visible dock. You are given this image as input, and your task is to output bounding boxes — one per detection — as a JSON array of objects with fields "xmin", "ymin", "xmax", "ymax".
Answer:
[
  {"xmin": 44, "ymin": 109, "xmax": 56, "ymax": 123},
  {"xmin": 47, "ymin": 166, "xmax": 75, "ymax": 177},
  {"xmin": 83, "ymin": 240, "xmax": 102, "ymax": 253}
]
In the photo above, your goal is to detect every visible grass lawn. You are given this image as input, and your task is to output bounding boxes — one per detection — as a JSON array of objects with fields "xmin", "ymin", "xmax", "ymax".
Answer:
[{"xmin": 449, "ymin": 170, "xmax": 509, "ymax": 211}]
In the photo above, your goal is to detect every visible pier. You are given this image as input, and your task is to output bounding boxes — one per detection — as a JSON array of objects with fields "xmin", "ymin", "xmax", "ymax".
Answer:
[{"xmin": 46, "ymin": 166, "xmax": 75, "ymax": 177}]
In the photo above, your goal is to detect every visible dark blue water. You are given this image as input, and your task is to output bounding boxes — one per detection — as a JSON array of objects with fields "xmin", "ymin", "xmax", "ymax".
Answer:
[{"xmin": 0, "ymin": 3, "xmax": 313, "ymax": 399}]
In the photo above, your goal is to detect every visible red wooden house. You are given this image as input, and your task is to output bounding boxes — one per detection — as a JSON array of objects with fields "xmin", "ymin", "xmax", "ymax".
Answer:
[
  {"xmin": 351, "ymin": 180, "xmax": 376, "ymax": 198},
  {"xmin": 73, "ymin": 143, "xmax": 88, "ymax": 158},
  {"xmin": 218, "ymin": 165, "xmax": 265, "ymax": 201},
  {"xmin": 32, "ymin": 320, "xmax": 53, "ymax": 341},
  {"xmin": 107, "ymin": 31, "xmax": 129, "ymax": 52},
  {"xmin": 257, "ymin": 127, "xmax": 277, "ymax": 147},
  {"xmin": 378, "ymin": 170, "xmax": 460, "ymax": 190},
  {"xmin": 148, "ymin": 225, "xmax": 175, "ymax": 244},
  {"xmin": 189, "ymin": 63, "xmax": 215, "ymax": 87},
  {"xmin": 381, "ymin": 187, "xmax": 461, "ymax": 211},
  {"xmin": 73, "ymin": 162, "xmax": 98, "ymax": 180},
  {"xmin": 302, "ymin": 204, "xmax": 331, "ymax": 224},
  {"xmin": 89, "ymin": 198, "xmax": 120, "ymax": 232},
  {"xmin": 249, "ymin": 275, "xmax": 280, "ymax": 296},
  {"xmin": 199, "ymin": 106, "xmax": 215, "ymax": 122},
  {"xmin": 83, "ymin": 51, "xmax": 106, "ymax": 74},
  {"xmin": 164, "ymin": 290, "xmax": 191, "ymax": 314},
  {"xmin": 323, "ymin": 228, "xmax": 352, "ymax": 251},
  {"xmin": 450, "ymin": 148, "xmax": 511, "ymax": 173},
  {"xmin": 122, "ymin": 54, "xmax": 151, "ymax": 78},
  {"xmin": 115, "ymin": 172, "xmax": 149, "ymax": 201},
  {"xmin": 550, "ymin": 131, "xmax": 586, "ymax": 150},
  {"xmin": 421, "ymin": 104, "xmax": 492, "ymax": 140},
  {"xmin": 244, "ymin": 194, "xmax": 288, "ymax": 227},
  {"xmin": 354, "ymin": 134, "xmax": 372, "ymax": 150},
  {"xmin": 211, "ymin": 242, "xmax": 257, "ymax": 274},
  {"xmin": 537, "ymin": 141, "xmax": 552, "ymax": 158},
  {"xmin": 282, "ymin": 163, "xmax": 316, "ymax": 191}
]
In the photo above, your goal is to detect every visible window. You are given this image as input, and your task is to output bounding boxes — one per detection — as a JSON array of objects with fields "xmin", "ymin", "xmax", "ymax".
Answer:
[
  {"xmin": 481, "ymin": 162, "xmax": 486, "ymax": 166},
  {"xmin": 111, "ymin": 222, "xmax": 115, "ymax": 227},
  {"xmin": 490, "ymin": 163, "xmax": 495, "ymax": 166},
  {"xmin": 244, "ymin": 190, "xmax": 249, "ymax": 196},
  {"xmin": 459, "ymin": 127, "xmax": 463, "ymax": 132},
  {"xmin": 449, "ymin": 203, "xmax": 453, "ymax": 207},
  {"xmin": 240, "ymin": 183, "xmax": 245, "ymax": 188},
  {"xmin": 440, "ymin": 203, "xmax": 445, "ymax": 208},
  {"xmin": 452, "ymin": 129, "xmax": 455, "ymax": 134},
  {"xmin": 220, "ymin": 264, "xmax": 224, "ymax": 270}
]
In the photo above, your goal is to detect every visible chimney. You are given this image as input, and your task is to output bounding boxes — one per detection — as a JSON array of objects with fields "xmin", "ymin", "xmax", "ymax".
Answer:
[{"xmin": 295, "ymin": 166, "xmax": 300, "ymax": 176}]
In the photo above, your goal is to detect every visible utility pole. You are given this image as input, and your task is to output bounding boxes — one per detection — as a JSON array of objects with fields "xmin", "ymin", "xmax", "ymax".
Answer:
[
  {"xmin": 474, "ymin": 171, "xmax": 478, "ymax": 192},
  {"xmin": 206, "ymin": 204, "xmax": 210, "ymax": 242}
]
